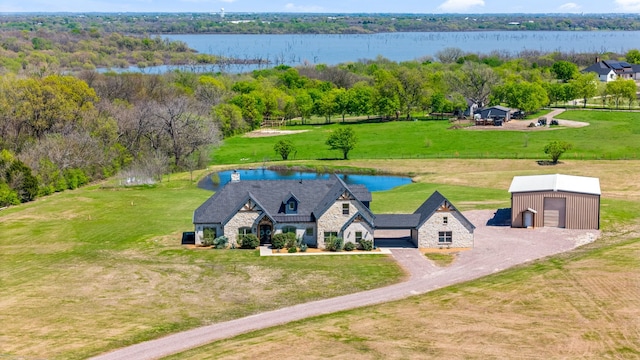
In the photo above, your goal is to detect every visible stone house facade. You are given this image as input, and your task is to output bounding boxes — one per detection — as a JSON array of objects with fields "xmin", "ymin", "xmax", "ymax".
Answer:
[{"xmin": 193, "ymin": 176, "xmax": 474, "ymax": 249}]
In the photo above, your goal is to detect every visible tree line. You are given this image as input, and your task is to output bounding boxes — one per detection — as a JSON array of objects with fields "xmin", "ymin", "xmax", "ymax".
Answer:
[
  {"xmin": 1, "ymin": 43, "xmax": 639, "ymax": 206},
  {"xmin": 4, "ymin": 13, "xmax": 640, "ymax": 36}
]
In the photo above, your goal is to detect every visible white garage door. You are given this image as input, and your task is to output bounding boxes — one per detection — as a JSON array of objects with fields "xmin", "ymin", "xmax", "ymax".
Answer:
[{"xmin": 544, "ymin": 197, "xmax": 566, "ymax": 228}]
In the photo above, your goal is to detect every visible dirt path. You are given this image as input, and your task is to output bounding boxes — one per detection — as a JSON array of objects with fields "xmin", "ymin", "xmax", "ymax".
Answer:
[{"xmin": 90, "ymin": 210, "xmax": 598, "ymax": 360}]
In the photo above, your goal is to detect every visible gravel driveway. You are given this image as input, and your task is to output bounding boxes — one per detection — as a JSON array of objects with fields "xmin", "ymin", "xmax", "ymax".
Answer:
[{"xmin": 90, "ymin": 210, "xmax": 599, "ymax": 360}]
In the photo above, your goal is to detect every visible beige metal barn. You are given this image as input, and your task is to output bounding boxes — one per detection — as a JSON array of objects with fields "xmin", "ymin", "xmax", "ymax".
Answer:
[{"xmin": 509, "ymin": 174, "xmax": 601, "ymax": 230}]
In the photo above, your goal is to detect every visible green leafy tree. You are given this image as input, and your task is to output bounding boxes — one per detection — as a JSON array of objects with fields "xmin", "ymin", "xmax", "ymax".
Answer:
[
  {"xmin": 273, "ymin": 139, "xmax": 296, "ymax": 160},
  {"xmin": 626, "ymin": 49, "xmax": 640, "ymax": 64},
  {"xmin": 605, "ymin": 78, "xmax": 637, "ymax": 109},
  {"xmin": 552, "ymin": 61, "xmax": 579, "ymax": 82},
  {"xmin": 326, "ymin": 127, "xmax": 357, "ymax": 160},
  {"xmin": 544, "ymin": 140, "xmax": 573, "ymax": 164},
  {"xmin": 571, "ymin": 73, "xmax": 598, "ymax": 108},
  {"xmin": 496, "ymin": 81, "xmax": 548, "ymax": 113}
]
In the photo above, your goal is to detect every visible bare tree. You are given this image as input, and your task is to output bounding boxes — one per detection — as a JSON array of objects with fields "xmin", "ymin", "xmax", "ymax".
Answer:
[
  {"xmin": 148, "ymin": 96, "xmax": 220, "ymax": 169},
  {"xmin": 449, "ymin": 62, "xmax": 501, "ymax": 107}
]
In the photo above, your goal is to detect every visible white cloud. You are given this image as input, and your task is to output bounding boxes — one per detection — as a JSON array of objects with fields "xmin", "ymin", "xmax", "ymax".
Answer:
[
  {"xmin": 558, "ymin": 3, "xmax": 581, "ymax": 11},
  {"xmin": 437, "ymin": 0, "xmax": 485, "ymax": 12},
  {"xmin": 284, "ymin": 3, "xmax": 324, "ymax": 12},
  {"xmin": 616, "ymin": 0, "xmax": 640, "ymax": 11}
]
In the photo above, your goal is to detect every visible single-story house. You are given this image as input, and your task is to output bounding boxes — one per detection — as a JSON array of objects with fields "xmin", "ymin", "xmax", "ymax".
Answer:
[
  {"xmin": 582, "ymin": 59, "xmax": 640, "ymax": 82},
  {"xmin": 509, "ymin": 174, "xmax": 600, "ymax": 229},
  {"xmin": 476, "ymin": 105, "xmax": 512, "ymax": 124},
  {"xmin": 193, "ymin": 175, "xmax": 475, "ymax": 249}
]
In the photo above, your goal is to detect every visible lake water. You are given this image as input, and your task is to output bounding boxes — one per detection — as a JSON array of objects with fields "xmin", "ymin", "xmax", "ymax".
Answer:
[
  {"xmin": 198, "ymin": 168, "xmax": 412, "ymax": 192},
  {"xmin": 143, "ymin": 31, "xmax": 639, "ymax": 73}
]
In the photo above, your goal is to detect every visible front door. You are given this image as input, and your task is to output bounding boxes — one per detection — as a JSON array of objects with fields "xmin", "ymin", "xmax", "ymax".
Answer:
[{"xmin": 259, "ymin": 224, "xmax": 272, "ymax": 245}]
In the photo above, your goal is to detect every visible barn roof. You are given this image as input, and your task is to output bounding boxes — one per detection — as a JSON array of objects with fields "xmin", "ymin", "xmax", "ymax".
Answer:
[{"xmin": 508, "ymin": 174, "xmax": 601, "ymax": 195}]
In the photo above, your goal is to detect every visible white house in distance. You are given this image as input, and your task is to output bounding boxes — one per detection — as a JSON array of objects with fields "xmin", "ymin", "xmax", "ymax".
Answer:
[
  {"xmin": 193, "ymin": 175, "xmax": 475, "ymax": 249},
  {"xmin": 582, "ymin": 59, "xmax": 640, "ymax": 82},
  {"xmin": 509, "ymin": 174, "xmax": 601, "ymax": 230}
]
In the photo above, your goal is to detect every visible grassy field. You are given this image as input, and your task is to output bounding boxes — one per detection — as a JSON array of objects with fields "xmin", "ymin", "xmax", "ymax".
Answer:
[
  {"xmin": 4, "ymin": 106, "xmax": 640, "ymax": 359},
  {"xmin": 0, "ymin": 171, "xmax": 405, "ymax": 360},
  {"xmin": 212, "ymin": 110, "xmax": 640, "ymax": 164},
  {"xmin": 164, "ymin": 161, "xmax": 640, "ymax": 359}
]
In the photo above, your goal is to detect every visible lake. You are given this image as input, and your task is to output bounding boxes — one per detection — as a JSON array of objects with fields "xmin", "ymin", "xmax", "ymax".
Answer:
[
  {"xmin": 198, "ymin": 168, "xmax": 412, "ymax": 192},
  {"xmin": 118, "ymin": 31, "xmax": 640, "ymax": 73}
]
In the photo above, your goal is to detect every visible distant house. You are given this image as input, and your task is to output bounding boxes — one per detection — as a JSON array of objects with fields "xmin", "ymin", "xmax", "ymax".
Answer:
[
  {"xmin": 193, "ymin": 176, "xmax": 475, "ymax": 249},
  {"xmin": 582, "ymin": 59, "xmax": 640, "ymax": 82},
  {"xmin": 509, "ymin": 174, "xmax": 601, "ymax": 230}
]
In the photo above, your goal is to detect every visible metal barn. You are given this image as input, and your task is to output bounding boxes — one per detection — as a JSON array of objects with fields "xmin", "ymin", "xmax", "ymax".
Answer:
[{"xmin": 509, "ymin": 174, "xmax": 601, "ymax": 230}]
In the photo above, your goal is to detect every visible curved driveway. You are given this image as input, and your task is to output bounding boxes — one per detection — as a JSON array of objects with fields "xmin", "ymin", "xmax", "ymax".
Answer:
[{"xmin": 91, "ymin": 210, "xmax": 599, "ymax": 360}]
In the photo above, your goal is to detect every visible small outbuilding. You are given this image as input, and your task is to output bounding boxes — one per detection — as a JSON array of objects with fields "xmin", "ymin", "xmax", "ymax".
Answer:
[
  {"xmin": 509, "ymin": 174, "xmax": 600, "ymax": 230},
  {"xmin": 477, "ymin": 105, "xmax": 512, "ymax": 122}
]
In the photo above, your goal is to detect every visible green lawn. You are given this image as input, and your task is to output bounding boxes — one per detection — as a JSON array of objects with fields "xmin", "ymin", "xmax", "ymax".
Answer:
[
  {"xmin": 0, "ymin": 175, "xmax": 404, "ymax": 359},
  {"xmin": 212, "ymin": 110, "xmax": 640, "ymax": 164}
]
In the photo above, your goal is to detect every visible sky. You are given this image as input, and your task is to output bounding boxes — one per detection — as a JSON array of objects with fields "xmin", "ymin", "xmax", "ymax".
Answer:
[{"xmin": 2, "ymin": 0, "xmax": 640, "ymax": 14}]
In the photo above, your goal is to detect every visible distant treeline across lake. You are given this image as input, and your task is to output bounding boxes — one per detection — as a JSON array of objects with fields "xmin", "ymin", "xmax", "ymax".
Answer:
[{"xmin": 124, "ymin": 31, "xmax": 640, "ymax": 73}]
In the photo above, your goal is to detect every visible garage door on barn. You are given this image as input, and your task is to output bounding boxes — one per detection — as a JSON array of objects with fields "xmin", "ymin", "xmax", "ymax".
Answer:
[{"xmin": 543, "ymin": 197, "xmax": 566, "ymax": 228}]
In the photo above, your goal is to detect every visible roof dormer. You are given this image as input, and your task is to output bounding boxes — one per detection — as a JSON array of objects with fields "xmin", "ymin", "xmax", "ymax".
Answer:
[{"xmin": 282, "ymin": 192, "xmax": 300, "ymax": 214}]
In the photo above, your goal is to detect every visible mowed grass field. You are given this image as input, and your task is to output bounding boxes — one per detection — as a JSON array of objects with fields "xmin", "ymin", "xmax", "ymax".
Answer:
[
  {"xmin": 3, "ymin": 108, "xmax": 640, "ymax": 359},
  {"xmin": 0, "ymin": 171, "xmax": 404, "ymax": 360},
  {"xmin": 212, "ymin": 110, "xmax": 640, "ymax": 164},
  {"xmin": 166, "ymin": 160, "xmax": 640, "ymax": 359}
]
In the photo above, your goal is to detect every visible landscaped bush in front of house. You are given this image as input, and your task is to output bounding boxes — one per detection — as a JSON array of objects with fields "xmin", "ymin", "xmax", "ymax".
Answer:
[
  {"xmin": 299, "ymin": 243, "xmax": 308, "ymax": 252},
  {"xmin": 239, "ymin": 234, "xmax": 260, "ymax": 249},
  {"xmin": 284, "ymin": 233, "xmax": 297, "ymax": 249},
  {"xmin": 202, "ymin": 228, "xmax": 217, "ymax": 246},
  {"xmin": 213, "ymin": 236, "xmax": 229, "ymax": 249},
  {"xmin": 288, "ymin": 246, "xmax": 297, "ymax": 253},
  {"xmin": 271, "ymin": 233, "xmax": 288, "ymax": 249},
  {"xmin": 358, "ymin": 239, "xmax": 374, "ymax": 251},
  {"xmin": 343, "ymin": 242, "xmax": 356, "ymax": 251},
  {"xmin": 325, "ymin": 237, "xmax": 344, "ymax": 252}
]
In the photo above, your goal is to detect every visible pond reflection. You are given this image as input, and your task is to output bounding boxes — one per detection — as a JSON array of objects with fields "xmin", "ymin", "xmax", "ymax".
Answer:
[{"xmin": 198, "ymin": 168, "xmax": 412, "ymax": 192}]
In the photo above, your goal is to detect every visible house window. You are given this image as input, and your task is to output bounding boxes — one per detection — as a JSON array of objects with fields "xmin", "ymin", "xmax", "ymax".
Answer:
[
  {"xmin": 238, "ymin": 227, "xmax": 252, "ymax": 236},
  {"xmin": 282, "ymin": 226, "xmax": 296, "ymax": 234},
  {"xmin": 324, "ymin": 231, "xmax": 338, "ymax": 242},
  {"xmin": 288, "ymin": 201, "xmax": 296, "ymax": 211},
  {"xmin": 355, "ymin": 231, "xmax": 363, "ymax": 242},
  {"xmin": 443, "ymin": 216, "xmax": 448, "ymax": 225},
  {"xmin": 438, "ymin": 231, "xmax": 452, "ymax": 244},
  {"xmin": 342, "ymin": 203, "xmax": 350, "ymax": 215},
  {"xmin": 305, "ymin": 227, "xmax": 313, "ymax": 236}
]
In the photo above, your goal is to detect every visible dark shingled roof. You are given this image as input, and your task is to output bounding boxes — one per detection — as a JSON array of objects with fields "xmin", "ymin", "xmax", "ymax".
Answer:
[
  {"xmin": 194, "ymin": 176, "xmax": 372, "ymax": 224},
  {"xmin": 414, "ymin": 191, "xmax": 476, "ymax": 229},
  {"xmin": 374, "ymin": 214, "xmax": 421, "ymax": 229},
  {"xmin": 583, "ymin": 60, "xmax": 640, "ymax": 76}
]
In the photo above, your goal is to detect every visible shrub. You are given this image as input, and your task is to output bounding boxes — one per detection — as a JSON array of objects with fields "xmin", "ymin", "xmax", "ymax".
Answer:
[
  {"xmin": 358, "ymin": 239, "xmax": 373, "ymax": 251},
  {"xmin": 271, "ymin": 233, "xmax": 288, "ymax": 249},
  {"xmin": 213, "ymin": 236, "xmax": 228, "ymax": 249},
  {"xmin": 284, "ymin": 232, "xmax": 297, "ymax": 248},
  {"xmin": 239, "ymin": 234, "xmax": 260, "ymax": 249},
  {"xmin": 343, "ymin": 242, "xmax": 356, "ymax": 251},
  {"xmin": 325, "ymin": 236, "xmax": 344, "ymax": 252},
  {"xmin": 202, "ymin": 228, "xmax": 217, "ymax": 246},
  {"xmin": 288, "ymin": 246, "xmax": 298, "ymax": 253},
  {"xmin": 299, "ymin": 243, "xmax": 308, "ymax": 252}
]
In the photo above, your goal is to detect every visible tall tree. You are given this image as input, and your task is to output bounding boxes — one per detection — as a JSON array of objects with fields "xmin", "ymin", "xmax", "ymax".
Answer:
[
  {"xmin": 551, "ymin": 60, "xmax": 579, "ymax": 82},
  {"xmin": 605, "ymin": 78, "xmax": 637, "ymax": 109},
  {"xmin": 326, "ymin": 127, "xmax": 357, "ymax": 160},
  {"xmin": 450, "ymin": 62, "xmax": 500, "ymax": 108},
  {"xmin": 571, "ymin": 73, "xmax": 598, "ymax": 108}
]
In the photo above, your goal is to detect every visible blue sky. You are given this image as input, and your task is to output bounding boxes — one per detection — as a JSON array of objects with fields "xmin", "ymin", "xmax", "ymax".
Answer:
[{"xmin": 2, "ymin": 0, "xmax": 640, "ymax": 13}]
